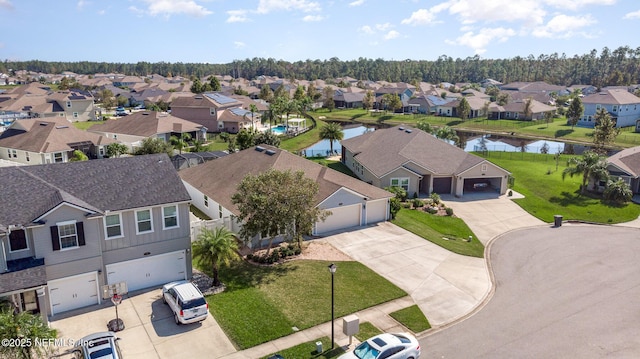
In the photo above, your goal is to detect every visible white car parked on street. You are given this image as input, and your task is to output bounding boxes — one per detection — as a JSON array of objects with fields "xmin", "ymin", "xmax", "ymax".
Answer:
[
  {"xmin": 338, "ymin": 332, "xmax": 421, "ymax": 359},
  {"xmin": 162, "ymin": 280, "xmax": 209, "ymax": 325}
]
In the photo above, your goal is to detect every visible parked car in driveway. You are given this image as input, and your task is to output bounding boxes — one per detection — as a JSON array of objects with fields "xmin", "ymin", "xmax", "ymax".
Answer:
[
  {"xmin": 73, "ymin": 331, "xmax": 122, "ymax": 359},
  {"xmin": 338, "ymin": 332, "xmax": 421, "ymax": 359},
  {"xmin": 115, "ymin": 106, "xmax": 127, "ymax": 116},
  {"xmin": 162, "ymin": 280, "xmax": 209, "ymax": 325}
]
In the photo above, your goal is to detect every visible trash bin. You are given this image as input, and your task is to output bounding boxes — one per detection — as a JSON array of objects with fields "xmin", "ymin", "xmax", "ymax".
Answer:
[
  {"xmin": 554, "ymin": 215, "xmax": 563, "ymax": 227},
  {"xmin": 316, "ymin": 341, "xmax": 323, "ymax": 353}
]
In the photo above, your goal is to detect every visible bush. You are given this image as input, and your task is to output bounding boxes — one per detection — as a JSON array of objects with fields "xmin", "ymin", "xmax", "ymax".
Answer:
[
  {"xmin": 412, "ymin": 198, "xmax": 425, "ymax": 208},
  {"xmin": 294, "ymin": 247, "xmax": 302, "ymax": 255},
  {"xmin": 426, "ymin": 207, "xmax": 438, "ymax": 214},
  {"xmin": 508, "ymin": 190, "xmax": 513, "ymax": 197},
  {"xmin": 246, "ymin": 253, "xmax": 254, "ymax": 260},
  {"xmin": 402, "ymin": 202, "xmax": 411, "ymax": 209},
  {"xmin": 445, "ymin": 207, "xmax": 454, "ymax": 216},
  {"xmin": 430, "ymin": 192, "xmax": 440, "ymax": 205},
  {"xmin": 412, "ymin": 192, "xmax": 418, "ymax": 199}
]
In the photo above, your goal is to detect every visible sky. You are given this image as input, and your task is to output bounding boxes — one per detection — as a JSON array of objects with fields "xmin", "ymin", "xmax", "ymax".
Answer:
[{"xmin": 0, "ymin": 0, "xmax": 639, "ymax": 64}]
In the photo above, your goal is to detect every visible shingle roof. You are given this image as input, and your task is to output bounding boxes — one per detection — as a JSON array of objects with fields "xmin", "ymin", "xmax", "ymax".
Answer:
[
  {"xmin": 0, "ymin": 154, "xmax": 191, "ymax": 229},
  {"xmin": 88, "ymin": 111, "xmax": 203, "ymax": 137},
  {"xmin": 0, "ymin": 118, "xmax": 115, "ymax": 152},
  {"xmin": 179, "ymin": 146, "xmax": 392, "ymax": 215},
  {"xmin": 607, "ymin": 146, "xmax": 640, "ymax": 177},
  {"xmin": 582, "ymin": 89, "xmax": 640, "ymax": 105},
  {"xmin": 341, "ymin": 125, "xmax": 487, "ymax": 177}
]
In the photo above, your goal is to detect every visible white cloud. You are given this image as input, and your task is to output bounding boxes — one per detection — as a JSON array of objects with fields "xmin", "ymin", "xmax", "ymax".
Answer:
[
  {"xmin": 447, "ymin": 0, "xmax": 546, "ymax": 27},
  {"xmin": 401, "ymin": 4, "xmax": 449, "ymax": 26},
  {"xmin": 532, "ymin": 14, "xmax": 596, "ymax": 38},
  {"xmin": 256, "ymin": 0, "xmax": 321, "ymax": 14},
  {"xmin": 358, "ymin": 25, "xmax": 374, "ymax": 34},
  {"xmin": 447, "ymin": 27, "xmax": 516, "ymax": 54},
  {"xmin": 97, "ymin": 9, "xmax": 105, "ymax": 15},
  {"xmin": 543, "ymin": 0, "xmax": 616, "ymax": 11},
  {"xmin": 140, "ymin": 0, "xmax": 213, "ymax": 17},
  {"xmin": 623, "ymin": 10, "xmax": 640, "ymax": 19},
  {"xmin": 227, "ymin": 9, "xmax": 248, "ymax": 23},
  {"xmin": 384, "ymin": 30, "xmax": 400, "ymax": 40},
  {"xmin": 303, "ymin": 14, "xmax": 324, "ymax": 21},
  {"xmin": 349, "ymin": 0, "xmax": 365, "ymax": 6},
  {"xmin": 128, "ymin": 6, "xmax": 145, "ymax": 16},
  {"xmin": 234, "ymin": 41, "xmax": 246, "ymax": 49},
  {"xmin": 375, "ymin": 22, "xmax": 393, "ymax": 31},
  {"xmin": 77, "ymin": 0, "xmax": 88, "ymax": 10},
  {"xmin": 0, "ymin": 0, "xmax": 14, "ymax": 10}
]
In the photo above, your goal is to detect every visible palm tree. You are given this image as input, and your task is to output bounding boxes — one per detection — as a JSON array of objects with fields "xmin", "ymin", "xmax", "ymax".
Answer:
[
  {"xmin": 603, "ymin": 178, "xmax": 632, "ymax": 203},
  {"xmin": 249, "ymin": 103, "xmax": 258, "ymax": 129},
  {"xmin": 562, "ymin": 151, "xmax": 609, "ymax": 194},
  {"xmin": 192, "ymin": 227, "xmax": 240, "ymax": 287},
  {"xmin": 169, "ymin": 133, "xmax": 192, "ymax": 154},
  {"xmin": 319, "ymin": 122, "xmax": 344, "ymax": 155}
]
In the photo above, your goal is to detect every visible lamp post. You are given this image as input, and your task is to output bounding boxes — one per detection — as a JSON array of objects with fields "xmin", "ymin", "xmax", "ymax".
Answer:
[{"xmin": 328, "ymin": 263, "xmax": 337, "ymax": 349}]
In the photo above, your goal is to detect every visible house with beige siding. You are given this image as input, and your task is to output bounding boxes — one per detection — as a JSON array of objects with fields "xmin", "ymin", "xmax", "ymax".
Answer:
[
  {"xmin": 0, "ymin": 154, "xmax": 192, "ymax": 319},
  {"xmin": 0, "ymin": 117, "xmax": 114, "ymax": 164},
  {"xmin": 341, "ymin": 126, "xmax": 510, "ymax": 197},
  {"xmin": 170, "ymin": 93, "xmax": 254, "ymax": 133}
]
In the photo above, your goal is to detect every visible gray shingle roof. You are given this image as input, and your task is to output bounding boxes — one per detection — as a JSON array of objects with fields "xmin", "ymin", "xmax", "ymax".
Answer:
[
  {"xmin": 607, "ymin": 146, "xmax": 640, "ymax": 178},
  {"xmin": 179, "ymin": 146, "xmax": 392, "ymax": 215},
  {"xmin": 0, "ymin": 154, "xmax": 190, "ymax": 230},
  {"xmin": 341, "ymin": 125, "xmax": 486, "ymax": 177}
]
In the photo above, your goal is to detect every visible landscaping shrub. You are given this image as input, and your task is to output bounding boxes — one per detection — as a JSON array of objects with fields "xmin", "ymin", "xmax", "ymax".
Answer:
[
  {"xmin": 402, "ymin": 202, "xmax": 411, "ymax": 209},
  {"xmin": 413, "ymin": 198, "xmax": 425, "ymax": 208},
  {"xmin": 412, "ymin": 192, "xmax": 418, "ymax": 199},
  {"xmin": 445, "ymin": 207, "xmax": 454, "ymax": 216},
  {"xmin": 430, "ymin": 192, "xmax": 441, "ymax": 205},
  {"xmin": 246, "ymin": 253, "xmax": 253, "ymax": 260},
  {"xmin": 426, "ymin": 207, "xmax": 438, "ymax": 214}
]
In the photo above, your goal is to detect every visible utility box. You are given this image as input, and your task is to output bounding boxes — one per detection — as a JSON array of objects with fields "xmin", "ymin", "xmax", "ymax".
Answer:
[{"xmin": 343, "ymin": 314, "xmax": 360, "ymax": 336}]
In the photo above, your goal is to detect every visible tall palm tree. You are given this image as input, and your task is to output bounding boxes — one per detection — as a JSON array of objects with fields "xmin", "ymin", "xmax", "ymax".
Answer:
[
  {"xmin": 192, "ymin": 227, "xmax": 240, "ymax": 286},
  {"xmin": 169, "ymin": 133, "xmax": 192, "ymax": 154},
  {"xmin": 319, "ymin": 122, "xmax": 344, "ymax": 155},
  {"xmin": 562, "ymin": 151, "xmax": 609, "ymax": 194},
  {"xmin": 249, "ymin": 103, "xmax": 258, "ymax": 129}
]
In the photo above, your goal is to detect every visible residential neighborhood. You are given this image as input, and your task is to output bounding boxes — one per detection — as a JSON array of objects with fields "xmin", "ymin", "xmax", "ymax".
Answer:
[{"xmin": 1, "ymin": 58, "xmax": 640, "ymax": 359}]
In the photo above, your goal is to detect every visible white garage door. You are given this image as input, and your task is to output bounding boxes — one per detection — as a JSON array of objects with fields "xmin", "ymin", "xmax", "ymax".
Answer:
[
  {"xmin": 106, "ymin": 250, "xmax": 187, "ymax": 292},
  {"xmin": 48, "ymin": 272, "xmax": 99, "ymax": 315},
  {"xmin": 365, "ymin": 199, "xmax": 388, "ymax": 224},
  {"xmin": 316, "ymin": 204, "xmax": 361, "ymax": 235}
]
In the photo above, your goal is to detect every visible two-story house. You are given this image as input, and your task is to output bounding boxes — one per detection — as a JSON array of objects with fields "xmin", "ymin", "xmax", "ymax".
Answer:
[
  {"xmin": 0, "ymin": 117, "xmax": 114, "ymax": 164},
  {"xmin": 47, "ymin": 90, "xmax": 97, "ymax": 122},
  {"xmin": 579, "ymin": 89, "xmax": 640, "ymax": 128},
  {"xmin": 170, "ymin": 93, "xmax": 251, "ymax": 133},
  {"xmin": 0, "ymin": 154, "xmax": 192, "ymax": 319}
]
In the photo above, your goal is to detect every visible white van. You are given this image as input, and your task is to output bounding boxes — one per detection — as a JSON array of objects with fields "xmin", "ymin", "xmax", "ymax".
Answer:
[{"xmin": 162, "ymin": 280, "xmax": 209, "ymax": 325}]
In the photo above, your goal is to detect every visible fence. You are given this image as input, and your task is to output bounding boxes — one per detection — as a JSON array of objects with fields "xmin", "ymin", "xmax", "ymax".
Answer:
[{"xmin": 190, "ymin": 218, "xmax": 231, "ymax": 242}]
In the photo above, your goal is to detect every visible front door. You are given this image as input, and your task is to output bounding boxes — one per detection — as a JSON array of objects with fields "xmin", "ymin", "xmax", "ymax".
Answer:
[{"xmin": 21, "ymin": 290, "xmax": 40, "ymax": 314}]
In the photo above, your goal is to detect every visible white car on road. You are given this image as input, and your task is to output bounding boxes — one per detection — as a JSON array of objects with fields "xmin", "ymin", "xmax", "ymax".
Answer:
[{"xmin": 338, "ymin": 332, "xmax": 421, "ymax": 359}]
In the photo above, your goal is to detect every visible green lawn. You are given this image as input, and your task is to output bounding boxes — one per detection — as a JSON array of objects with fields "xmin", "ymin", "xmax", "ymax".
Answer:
[
  {"xmin": 354, "ymin": 322, "xmax": 383, "ymax": 342},
  {"xmin": 389, "ymin": 305, "xmax": 431, "ymax": 333},
  {"xmin": 483, "ymin": 152, "xmax": 640, "ymax": 223},
  {"xmin": 73, "ymin": 120, "xmax": 105, "ymax": 130},
  {"xmin": 308, "ymin": 158, "xmax": 358, "ymax": 178},
  {"xmin": 205, "ymin": 260, "xmax": 407, "ymax": 349},
  {"xmin": 261, "ymin": 337, "xmax": 345, "ymax": 359},
  {"xmin": 392, "ymin": 208, "xmax": 484, "ymax": 257},
  {"xmin": 280, "ymin": 118, "xmax": 328, "ymax": 152}
]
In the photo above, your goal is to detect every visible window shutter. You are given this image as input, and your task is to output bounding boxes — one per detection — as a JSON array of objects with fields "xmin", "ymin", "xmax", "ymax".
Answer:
[
  {"xmin": 77, "ymin": 222, "xmax": 85, "ymax": 246},
  {"xmin": 50, "ymin": 226, "xmax": 60, "ymax": 251}
]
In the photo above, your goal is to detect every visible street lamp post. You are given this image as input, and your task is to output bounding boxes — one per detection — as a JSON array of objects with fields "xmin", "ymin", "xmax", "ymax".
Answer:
[{"xmin": 328, "ymin": 263, "xmax": 337, "ymax": 349}]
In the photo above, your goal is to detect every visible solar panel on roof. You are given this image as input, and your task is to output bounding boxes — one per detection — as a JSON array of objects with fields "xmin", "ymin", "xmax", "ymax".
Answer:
[
  {"xmin": 205, "ymin": 93, "xmax": 237, "ymax": 105},
  {"xmin": 229, "ymin": 108, "xmax": 250, "ymax": 116}
]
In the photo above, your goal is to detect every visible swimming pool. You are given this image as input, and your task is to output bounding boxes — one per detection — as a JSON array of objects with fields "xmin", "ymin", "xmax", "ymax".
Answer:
[{"xmin": 270, "ymin": 124, "xmax": 287, "ymax": 135}]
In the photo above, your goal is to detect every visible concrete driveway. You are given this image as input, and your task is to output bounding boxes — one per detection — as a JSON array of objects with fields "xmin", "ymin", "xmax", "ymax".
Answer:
[
  {"xmin": 422, "ymin": 224, "xmax": 640, "ymax": 358},
  {"xmin": 325, "ymin": 222, "xmax": 490, "ymax": 327},
  {"xmin": 50, "ymin": 287, "xmax": 236, "ymax": 358}
]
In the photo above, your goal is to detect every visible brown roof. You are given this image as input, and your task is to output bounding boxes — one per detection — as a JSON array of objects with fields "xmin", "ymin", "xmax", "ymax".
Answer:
[
  {"xmin": 341, "ymin": 125, "xmax": 489, "ymax": 177},
  {"xmin": 89, "ymin": 111, "xmax": 203, "ymax": 137},
  {"xmin": 179, "ymin": 146, "xmax": 392, "ymax": 215},
  {"xmin": 607, "ymin": 146, "xmax": 640, "ymax": 178},
  {"xmin": 582, "ymin": 89, "xmax": 640, "ymax": 105},
  {"xmin": 0, "ymin": 118, "xmax": 114, "ymax": 152}
]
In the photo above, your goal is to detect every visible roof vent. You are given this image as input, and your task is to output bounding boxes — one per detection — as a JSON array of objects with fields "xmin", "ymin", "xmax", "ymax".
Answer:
[
  {"xmin": 56, "ymin": 125, "xmax": 68, "ymax": 129},
  {"xmin": 398, "ymin": 127, "xmax": 404, "ymax": 130},
  {"xmin": 405, "ymin": 129, "xmax": 412, "ymax": 133},
  {"xmin": 265, "ymin": 149, "xmax": 276, "ymax": 156},
  {"xmin": 39, "ymin": 122, "xmax": 48, "ymax": 126},
  {"xmin": 255, "ymin": 146, "xmax": 265, "ymax": 152}
]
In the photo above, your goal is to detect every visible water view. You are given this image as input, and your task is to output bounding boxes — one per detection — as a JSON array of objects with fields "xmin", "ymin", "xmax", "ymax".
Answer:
[
  {"xmin": 303, "ymin": 126, "xmax": 374, "ymax": 157},
  {"xmin": 461, "ymin": 135, "xmax": 566, "ymax": 154}
]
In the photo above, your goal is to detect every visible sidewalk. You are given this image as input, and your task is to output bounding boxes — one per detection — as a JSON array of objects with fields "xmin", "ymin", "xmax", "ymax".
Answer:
[{"xmin": 219, "ymin": 296, "xmax": 416, "ymax": 359}]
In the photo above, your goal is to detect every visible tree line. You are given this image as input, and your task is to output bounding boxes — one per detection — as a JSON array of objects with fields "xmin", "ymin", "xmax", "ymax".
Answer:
[{"xmin": 3, "ymin": 46, "xmax": 640, "ymax": 88}]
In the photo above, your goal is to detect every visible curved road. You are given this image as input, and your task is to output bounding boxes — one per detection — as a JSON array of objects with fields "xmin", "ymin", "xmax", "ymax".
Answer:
[{"xmin": 421, "ymin": 224, "xmax": 640, "ymax": 358}]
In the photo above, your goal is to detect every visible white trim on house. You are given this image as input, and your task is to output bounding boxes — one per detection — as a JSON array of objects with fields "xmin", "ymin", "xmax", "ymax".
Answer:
[
  {"xmin": 162, "ymin": 205, "xmax": 179, "ymax": 230},
  {"xmin": 34, "ymin": 203, "xmax": 98, "ymax": 223},
  {"xmin": 104, "ymin": 213, "xmax": 124, "ymax": 240},
  {"xmin": 390, "ymin": 177, "xmax": 410, "ymax": 191},
  {"xmin": 135, "ymin": 208, "xmax": 154, "ymax": 235}
]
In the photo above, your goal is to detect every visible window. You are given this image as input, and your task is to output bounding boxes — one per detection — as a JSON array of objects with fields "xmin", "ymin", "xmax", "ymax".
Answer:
[
  {"xmin": 163, "ymin": 205, "xmax": 178, "ymax": 229},
  {"xmin": 613, "ymin": 105, "xmax": 617, "ymax": 112},
  {"xmin": 73, "ymin": 112, "xmax": 78, "ymax": 118},
  {"xmin": 390, "ymin": 177, "xmax": 409, "ymax": 191},
  {"xmin": 99, "ymin": 147, "xmax": 104, "ymax": 156},
  {"xmin": 136, "ymin": 209, "xmax": 153, "ymax": 234},
  {"xmin": 58, "ymin": 223, "xmax": 78, "ymax": 249},
  {"xmin": 514, "ymin": 112, "xmax": 519, "ymax": 119},
  {"xmin": 596, "ymin": 104, "xmax": 601, "ymax": 110},
  {"xmin": 66, "ymin": 101, "xmax": 72, "ymax": 108},
  {"xmin": 53, "ymin": 152, "xmax": 63, "ymax": 163},
  {"xmin": 210, "ymin": 108, "xmax": 216, "ymax": 116},
  {"xmin": 8, "ymin": 149, "xmax": 16, "ymax": 158},
  {"xmin": 25, "ymin": 152, "xmax": 30, "ymax": 162},
  {"xmin": 204, "ymin": 195, "xmax": 209, "ymax": 208},
  {"xmin": 218, "ymin": 204, "xmax": 223, "ymax": 218},
  {"xmin": 9, "ymin": 229, "xmax": 28, "ymax": 252},
  {"xmin": 481, "ymin": 164, "xmax": 487, "ymax": 172},
  {"xmin": 105, "ymin": 214, "xmax": 123, "ymax": 239}
]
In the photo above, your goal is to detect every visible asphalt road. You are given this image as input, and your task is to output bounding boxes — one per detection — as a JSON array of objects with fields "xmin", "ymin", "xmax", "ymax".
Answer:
[{"xmin": 421, "ymin": 224, "xmax": 640, "ymax": 359}]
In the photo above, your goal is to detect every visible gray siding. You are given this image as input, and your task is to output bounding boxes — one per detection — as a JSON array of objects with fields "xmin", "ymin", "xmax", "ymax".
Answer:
[{"xmin": 45, "ymin": 256, "xmax": 103, "ymax": 281}]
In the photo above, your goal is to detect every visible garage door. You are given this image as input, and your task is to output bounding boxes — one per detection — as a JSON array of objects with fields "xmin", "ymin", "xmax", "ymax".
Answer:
[
  {"xmin": 365, "ymin": 199, "xmax": 388, "ymax": 224},
  {"xmin": 316, "ymin": 204, "xmax": 361, "ymax": 235},
  {"xmin": 48, "ymin": 272, "xmax": 99, "ymax": 315},
  {"xmin": 433, "ymin": 177, "xmax": 452, "ymax": 194},
  {"xmin": 106, "ymin": 250, "xmax": 186, "ymax": 292}
]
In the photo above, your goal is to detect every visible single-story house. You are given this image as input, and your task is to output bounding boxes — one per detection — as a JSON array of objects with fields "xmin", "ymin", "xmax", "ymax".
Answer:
[
  {"xmin": 179, "ymin": 145, "xmax": 393, "ymax": 242},
  {"xmin": 603, "ymin": 146, "xmax": 640, "ymax": 194},
  {"xmin": 341, "ymin": 125, "xmax": 511, "ymax": 197}
]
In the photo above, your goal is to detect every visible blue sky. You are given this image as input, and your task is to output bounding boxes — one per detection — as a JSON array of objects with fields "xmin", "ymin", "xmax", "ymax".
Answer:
[{"xmin": 1, "ymin": 0, "xmax": 639, "ymax": 64}]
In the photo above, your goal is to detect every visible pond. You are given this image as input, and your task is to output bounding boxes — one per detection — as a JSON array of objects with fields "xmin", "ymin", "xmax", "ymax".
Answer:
[
  {"xmin": 303, "ymin": 125, "xmax": 374, "ymax": 157},
  {"xmin": 461, "ymin": 135, "xmax": 567, "ymax": 154}
]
